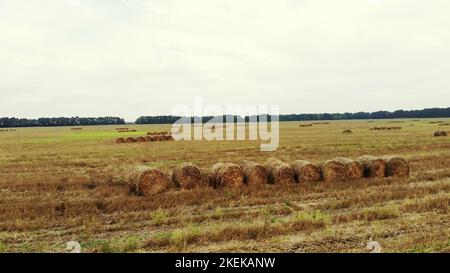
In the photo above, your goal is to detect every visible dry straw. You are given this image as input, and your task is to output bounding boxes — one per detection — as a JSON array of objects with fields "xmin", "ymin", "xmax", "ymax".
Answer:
[
  {"xmin": 173, "ymin": 163, "xmax": 203, "ymax": 189},
  {"xmin": 383, "ymin": 156, "xmax": 410, "ymax": 177},
  {"xmin": 135, "ymin": 137, "xmax": 146, "ymax": 143},
  {"xmin": 209, "ymin": 163, "xmax": 244, "ymax": 188},
  {"xmin": 320, "ymin": 159, "xmax": 349, "ymax": 182},
  {"xmin": 125, "ymin": 137, "xmax": 135, "ymax": 143},
  {"xmin": 291, "ymin": 160, "xmax": 321, "ymax": 183},
  {"xmin": 239, "ymin": 160, "xmax": 269, "ymax": 186},
  {"xmin": 335, "ymin": 157, "xmax": 363, "ymax": 180},
  {"xmin": 357, "ymin": 155, "xmax": 386, "ymax": 178},
  {"xmin": 264, "ymin": 158, "xmax": 295, "ymax": 184},
  {"xmin": 128, "ymin": 166, "xmax": 169, "ymax": 196}
]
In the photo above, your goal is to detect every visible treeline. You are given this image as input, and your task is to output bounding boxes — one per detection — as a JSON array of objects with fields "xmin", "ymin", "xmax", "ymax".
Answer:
[
  {"xmin": 2, "ymin": 107, "xmax": 448, "ymax": 127},
  {"xmin": 135, "ymin": 107, "xmax": 450, "ymax": 124},
  {"xmin": 0, "ymin": 117, "xmax": 125, "ymax": 128}
]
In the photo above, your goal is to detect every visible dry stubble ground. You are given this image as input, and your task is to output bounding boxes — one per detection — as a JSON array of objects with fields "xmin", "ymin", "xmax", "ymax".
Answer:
[{"xmin": 0, "ymin": 119, "xmax": 449, "ymax": 253}]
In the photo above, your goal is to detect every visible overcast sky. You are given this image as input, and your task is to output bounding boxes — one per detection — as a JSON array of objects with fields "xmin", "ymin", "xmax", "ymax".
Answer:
[{"xmin": 1, "ymin": 0, "xmax": 449, "ymax": 121}]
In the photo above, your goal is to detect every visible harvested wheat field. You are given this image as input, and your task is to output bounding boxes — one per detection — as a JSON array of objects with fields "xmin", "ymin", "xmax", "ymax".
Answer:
[{"xmin": 0, "ymin": 119, "xmax": 450, "ymax": 253}]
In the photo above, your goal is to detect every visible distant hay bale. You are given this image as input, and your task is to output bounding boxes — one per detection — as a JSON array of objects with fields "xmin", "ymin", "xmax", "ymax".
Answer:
[
  {"xmin": 209, "ymin": 163, "xmax": 244, "ymax": 188},
  {"xmin": 342, "ymin": 129, "xmax": 353, "ymax": 134},
  {"xmin": 135, "ymin": 137, "xmax": 146, "ymax": 143},
  {"xmin": 264, "ymin": 158, "xmax": 295, "ymax": 184},
  {"xmin": 312, "ymin": 122, "xmax": 330, "ymax": 125},
  {"xmin": 291, "ymin": 160, "xmax": 321, "ymax": 183},
  {"xmin": 161, "ymin": 135, "xmax": 170, "ymax": 141},
  {"xmin": 383, "ymin": 156, "xmax": 410, "ymax": 178},
  {"xmin": 128, "ymin": 166, "xmax": 169, "ymax": 196},
  {"xmin": 126, "ymin": 137, "xmax": 135, "ymax": 143},
  {"xmin": 145, "ymin": 136, "xmax": 152, "ymax": 142},
  {"xmin": 434, "ymin": 131, "xmax": 448, "ymax": 137},
  {"xmin": 172, "ymin": 163, "xmax": 203, "ymax": 189},
  {"xmin": 299, "ymin": 124, "xmax": 313, "ymax": 127},
  {"xmin": 116, "ymin": 137, "xmax": 125, "ymax": 144},
  {"xmin": 165, "ymin": 135, "xmax": 174, "ymax": 141},
  {"xmin": 335, "ymin": 157, "xmax": 363, "ymax": 180},
  {"xmin": 357, "ymin": 155, "xmax": 386, "ymax": 178},
  {"xmin": 320, "ymin": 160, "xmax": 349, "ymax": 182},
  {"xmin": 239, "ymin": 160, "xmax": 269, "ymax": 186}
]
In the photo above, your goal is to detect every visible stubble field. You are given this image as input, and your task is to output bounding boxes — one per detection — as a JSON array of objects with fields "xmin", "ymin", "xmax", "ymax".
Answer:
[{"xmin": 0, "ymin": 119, "xmax": 449, "ymax": 253}]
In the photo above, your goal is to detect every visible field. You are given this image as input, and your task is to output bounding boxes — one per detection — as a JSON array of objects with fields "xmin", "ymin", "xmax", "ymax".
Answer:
[{"xmin": 0, "ymin": 119, "xmax": 450, "ymax": 253}]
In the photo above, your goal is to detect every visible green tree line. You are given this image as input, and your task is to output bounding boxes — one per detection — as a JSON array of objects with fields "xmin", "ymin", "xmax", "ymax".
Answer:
[
  {"xmin": 135, "ymin": 107, "xmax": 450, "ymax": 124},
  {"xmin": 2, "ymin": 107, "xmax": 448, "ymax": 127},
  {"xmin": 0, "ymin": 117, "xmax": 125, "ymax": 128}
]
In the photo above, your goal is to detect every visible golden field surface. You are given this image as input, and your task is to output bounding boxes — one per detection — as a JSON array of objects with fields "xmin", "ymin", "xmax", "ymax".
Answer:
[{"xmin": 0, "ymin": 119, "xmax": 450, "ymax": 253}]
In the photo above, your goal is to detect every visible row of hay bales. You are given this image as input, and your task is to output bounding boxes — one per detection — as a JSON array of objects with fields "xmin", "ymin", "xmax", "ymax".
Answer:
[
  {"xmin": 116, "ymin": 135, "xmax": 174, "ymax": 143},
  {"xmin": 128, "ymin": 156, "xmax": 410, "ymax": 196},
  {"xmin": 116, "ymin": 127, "xmax": 137, "ymax": 133},
  {"xmin": 147, "ymin": 131, "xmax": 170, "ymax": 136},
  {"xmin": 434, "ymin": 131, "xmax": 449, "ymax": 137},
  {"xmin": 370, "ymin": 126, "xmax": 402, "ymax": 131},
  {"xmin": 312, "ymin": 122, "xmax": 330, "ymax": 125}
]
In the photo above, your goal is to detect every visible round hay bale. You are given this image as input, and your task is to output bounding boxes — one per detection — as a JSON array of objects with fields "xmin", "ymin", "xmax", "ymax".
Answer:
[
  {"xmin": 342, "ymin": 129, "xmax": 353, "ymax": 134},
  {"xmin": 209, "ymin": 163, "xmax": 244, "ymax": 188},
  {"xmin": 335, "ymin": 157, "xmax": 363, "ymax": 180},
  {"xmin": 383, "ymin": 156, "xmax": 410, "ymax": 177},
  {"xmin": 434, "ymin": 131, "xmax": 448, "ymax": 137},
  {"xmin": 135, "ymin": 137, "xmax": 146, "ymax": 143},
  {"xmin": 165, "ymin": 135, "xmax": 174, "ymax": 141},
  {"xmin": 116, "ymin": 137, "xmax": 125, "ymax": 144},
  {"xmin": 173, "ymin": 163, "xmax": 203, "ymax": 189},
  {"xmin": 357, "ymin": 155, "xmax": 386, "ymax": 178},
  {"xmin": 291, "ymin": 160, "xmax": 321, "ymax": 183},
  {"xmin": 238, "ymin": 160, "xmax": 269, "ymax": 186},
  {"xmin": 264, "ymin": 158, "xmax": 295, "ymax": 184},
  {"xmin": 145, "ymin": 136, "xmax": 152, "ymax": 142},
  {"xmin": 320, "ymin": 160, "xmax": 349, "ymax": 182},
  {"xmin": 128, "ymin": 166, "xmax": 169, "ymax": 196},
  {"xmin": 125, "ymin": 137, "xmax": 135, "ymax": 143}
]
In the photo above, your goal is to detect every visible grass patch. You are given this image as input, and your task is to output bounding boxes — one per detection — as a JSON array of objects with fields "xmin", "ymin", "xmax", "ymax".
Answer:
[{"xmin": 151, "ymin": 208, "xmax": 169, "ymax": 226}]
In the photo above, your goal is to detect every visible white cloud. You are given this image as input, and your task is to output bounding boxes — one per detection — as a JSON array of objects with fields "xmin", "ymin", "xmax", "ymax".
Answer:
[{"xmin": 0, "ymin": 0, "xmax": 449, "ymax": 120}]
